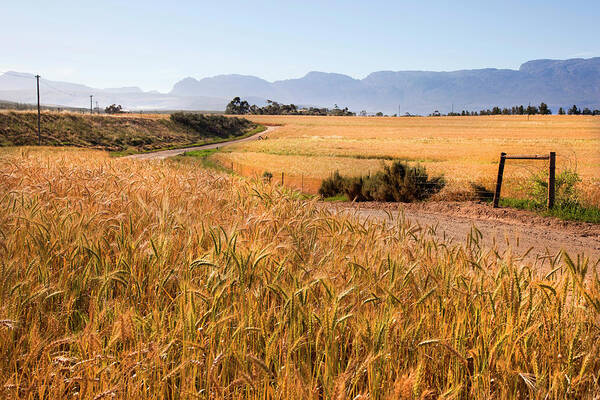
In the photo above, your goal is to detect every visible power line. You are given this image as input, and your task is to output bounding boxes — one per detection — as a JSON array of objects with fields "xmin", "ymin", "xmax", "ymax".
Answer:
[
  {"xmin": 40, "ymin": 80, "xmax": 81, "ymax": 97},
  {"xmin": 36, "ymin": 75, "xmax": 41, "ymax": 145}
]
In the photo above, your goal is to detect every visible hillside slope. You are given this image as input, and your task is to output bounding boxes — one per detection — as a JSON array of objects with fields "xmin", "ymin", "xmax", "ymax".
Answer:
[{"xmin": 0, "ymin": 111, "xmax": 257, "ymax": 152}]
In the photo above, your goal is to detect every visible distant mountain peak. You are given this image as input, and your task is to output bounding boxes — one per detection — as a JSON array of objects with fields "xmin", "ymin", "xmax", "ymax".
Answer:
[{"xmin": 1, "ymin": 57, "xmax": 598, "ymax": 113}]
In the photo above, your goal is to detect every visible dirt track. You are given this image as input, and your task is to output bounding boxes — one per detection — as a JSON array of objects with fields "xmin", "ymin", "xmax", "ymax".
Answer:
[
  {"xmin": 124, "ymin": 126, "xmax": 279, "ymax": 160},
  {"xmin": 327, "ymin": 201, "xmax": 600, "ymax": 266},
  {"xmin": 124, "ymin": 128, "xmax": 599, "ymax": 267}
]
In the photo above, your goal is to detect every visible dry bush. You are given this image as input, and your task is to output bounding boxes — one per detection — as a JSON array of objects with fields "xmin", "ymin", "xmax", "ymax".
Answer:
[{"xmin": 0, "ymin": 147, "xmax": 599, "ymax": 399}]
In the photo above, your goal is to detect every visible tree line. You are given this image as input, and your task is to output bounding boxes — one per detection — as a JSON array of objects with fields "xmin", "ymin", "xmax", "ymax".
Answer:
[
  {"xmin": 442, "ymin": 103, "xmax": 600, "ymax": 116},
  {"xmin": 225, "ymin": 97, "xmax": 355, "ymax": 116},
  {"xmin": 170, "ymin": 112, "xmax": 256, "ymax": 138}
]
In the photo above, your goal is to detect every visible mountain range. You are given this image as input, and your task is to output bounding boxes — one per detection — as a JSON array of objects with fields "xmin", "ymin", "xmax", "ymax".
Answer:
[{"xmin": 1, "ymin": 57, "xmax": 599, "ymax": 114}]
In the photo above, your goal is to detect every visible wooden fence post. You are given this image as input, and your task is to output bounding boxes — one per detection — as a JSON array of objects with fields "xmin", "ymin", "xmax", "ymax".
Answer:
[
  {"xmin": 281, "ymin": 172, "xmax": 284, "ymax": 186},
  {"xmin": 493, "ymin": 152, "xmax": 506, "ymax": 208},
  {"xmin": 301, "ymin": 174, "xmax": 304, "ymax": 192},
  {"xmin": 548, "ymin": 151, "xmax": 556, "ymax": 209}
]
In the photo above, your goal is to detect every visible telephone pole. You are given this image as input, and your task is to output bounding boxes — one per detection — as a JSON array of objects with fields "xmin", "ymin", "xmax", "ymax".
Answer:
[
  {"xmin": 90, "ymin": 95, "xmax": 93, "ymax": 114},
  {"xmin": 35, "ymin": 75, "xmax": 41, "ymax": 145}
]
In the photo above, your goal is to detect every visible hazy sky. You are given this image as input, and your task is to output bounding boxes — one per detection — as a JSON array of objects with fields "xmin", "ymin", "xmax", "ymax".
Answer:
[{"xmin": 2, "ymin": 0, "xmax": 598, "ymax": 92}]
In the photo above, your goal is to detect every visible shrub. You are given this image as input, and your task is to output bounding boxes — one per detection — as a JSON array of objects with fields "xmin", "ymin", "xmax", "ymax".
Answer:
[
  {"xmin": 526, "ymin": 168, "xmax": 581, "ymax": 208},
  {"xmin": 319, "ymin": 161, "xmax": 445, "ymax": 202},
  {"xmin": 318, "ymin": 171, "xmax": 345, "ymax": 198},
  {"xmin": 262, "ymin": 171, "xmax": 273, "ymax": 183},
  {"xmin": 170, "ymin": 112, "xmax": 255, "ymax": 138},
  {"xmin": 344, "ymin": 176, "xmax": 367, "ymax": 201}
]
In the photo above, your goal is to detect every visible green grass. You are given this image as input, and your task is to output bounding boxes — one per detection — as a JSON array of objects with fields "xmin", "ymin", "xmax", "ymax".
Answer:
[
  {"xmin": 499, "ymin": 197, "xmax": 600, "ymax": 223},
  {"xmin": 322, "ymin": 194, "xmax": 350, "ymax": 202},
  {"xmin": 0, "ymin": 111, "xmax": 264, "ymax": 154},
  {"xmin": 174, "ymin": 148, "xmax": 232, "ymax": 173}
]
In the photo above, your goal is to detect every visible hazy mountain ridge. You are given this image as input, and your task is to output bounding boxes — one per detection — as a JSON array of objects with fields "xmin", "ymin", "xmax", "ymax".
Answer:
[
  {"xmin": 170, "ymin": 57, "xmax": 600, "ymax": 114},
  {"xmin": 0, "ymin": 72, "xmax": 228, "ymax": 111},
  {"xmin": 1, "ymin": 57, "xmax": 599, "ymax": 113}
]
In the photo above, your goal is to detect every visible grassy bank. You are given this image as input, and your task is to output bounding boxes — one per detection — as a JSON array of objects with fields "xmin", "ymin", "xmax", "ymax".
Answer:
[
  {"xmin": 0, "ymin": 111, "xmax": 258, "ymax": 152},
  {"xmin": 499, "ymin": 197, "xmax": 600, "ymax": 223}
]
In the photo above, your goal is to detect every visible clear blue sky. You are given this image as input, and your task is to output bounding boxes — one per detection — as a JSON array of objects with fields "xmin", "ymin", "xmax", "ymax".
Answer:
[{"xmin": 2, "ymin": 0, "xmax": 598, "ymax": 92}]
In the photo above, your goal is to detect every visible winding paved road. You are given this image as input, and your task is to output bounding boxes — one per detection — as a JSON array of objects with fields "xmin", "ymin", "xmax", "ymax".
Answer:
[{"xmin": 124, "ymin": 126, "xmax": 278, "ymax": 160}]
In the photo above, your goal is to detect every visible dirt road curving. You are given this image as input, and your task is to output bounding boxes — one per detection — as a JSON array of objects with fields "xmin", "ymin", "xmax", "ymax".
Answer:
[
  {"xmin": 125, "ymin": 128, "xmax": 599, "ymax": 267},
  {"xmin": 124, "ymin": 126, "xmax": 279, "ymax": 160},
  {"xmin": 327, "ymin": 201, "xmax": 600, "ymax": 266}
]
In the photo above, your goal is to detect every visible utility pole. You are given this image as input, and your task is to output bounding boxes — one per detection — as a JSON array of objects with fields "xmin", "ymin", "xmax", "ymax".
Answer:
[
  {"xmin": 35, "ymin": 75, "xmax": 41, "ymax": 145},
  {"xmin": 398, "ymin": 104, "xmax": 400, "ymax": 117},
  {"xmin": 90, "ymin": 95, "xmax": 93, "ymax": 114}
]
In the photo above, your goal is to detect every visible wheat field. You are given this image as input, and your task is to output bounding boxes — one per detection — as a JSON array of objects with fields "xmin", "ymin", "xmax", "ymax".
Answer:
[
  {"xmin": 1, "ymin": 147, "xmax": 599, "ymax": 398},
  {"xmin": 213, "ymin": 115, "xmax": 600, "ymax": 203}
]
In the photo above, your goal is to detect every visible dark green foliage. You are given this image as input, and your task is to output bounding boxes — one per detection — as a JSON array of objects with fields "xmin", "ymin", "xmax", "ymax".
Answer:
[
  {"xmin": 318, "ymin": 171, "xmax": 346, "ymax": 198},
  {"xmin": 225, "ymin": 97, "xmax": 356, "ymax": 116},
  {"xmin": 345, "ymin": 176, "xmax": 367, "ymax": 201},
  {"xmin": 319, "ymin": 161, "xmax": 445, "ymax": 202},
  {"xmin": 105, "ymin": 104, "xmax": 123, "ymax": 114},
  {"xmin": 526, "ymin": 169, "xmax": 581, "ymax": 208},
  {"xmin": 262, "ymin": 171, "xmax": 273, "ymax": 183},
  {"xmin": 0, "ymin": 111, "xmax": 259, "ymax": 152},
  {"xmin": 499, "ymin": 197, "xmax": 600, "ymax": 224},
  {"xmin": 568, "ymin": 105, "xmax": 581, "ymax": 115},
  {"xmin": 502, "ymin": 168, "xmax": 600, "ymax": 223},
  {"xmin": 170, "ymin": 112, "xmax": 255, "ymax": 138},
  {"xmin": 225, "ymin": 97, "xmax": 250, "ymax": 114}
]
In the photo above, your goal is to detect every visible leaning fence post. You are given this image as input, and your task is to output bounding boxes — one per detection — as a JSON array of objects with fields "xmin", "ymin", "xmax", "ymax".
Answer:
[
  {"xmin": 493, "ymin": 152, "xmax": 506, "ymax": 208},
  {"xmin": 548, "ymin": 151, "xmax": 556, "ymax": 209},
  {"xmin": 281, "ymin": 172, "xmax": 284, "ymax": 186}
]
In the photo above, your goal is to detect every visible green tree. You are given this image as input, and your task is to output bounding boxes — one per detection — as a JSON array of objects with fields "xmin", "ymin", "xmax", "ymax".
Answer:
[
  {"xmin": 539, "ymin": 102, "xmax": 551, "ymax": 115},
  {"xmin": 104, "ymin": 104, "xmax": 123, "ymax": 114},
  {"xmin": 225, "ymin": 97, "xmax": 250, "ymax": 114},
  {"xmin": 567, "ymin": 105, "xmax": 580, "ymax": 115},
  {"xmin": 558, "ymin": 107, "xmax": 565, "ymax": 115}
]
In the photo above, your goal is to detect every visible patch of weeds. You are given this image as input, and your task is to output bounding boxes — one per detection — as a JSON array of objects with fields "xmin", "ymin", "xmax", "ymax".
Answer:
[
  {"xmin": 499, "ymin": 168, "xmax": 600, "ymax": 223},
  {"xmin": 322, "ymin": 194, "xmax": 349, "ymax": 202},
  {"xmin": 176, "ymin": 148, "xmax": 232, "ymax": 173}
]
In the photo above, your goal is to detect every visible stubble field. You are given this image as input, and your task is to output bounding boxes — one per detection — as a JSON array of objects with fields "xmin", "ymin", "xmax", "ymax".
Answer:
[{"xmin": 211, "ymin": 115, "xmax": 600, "ymax": 204}]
